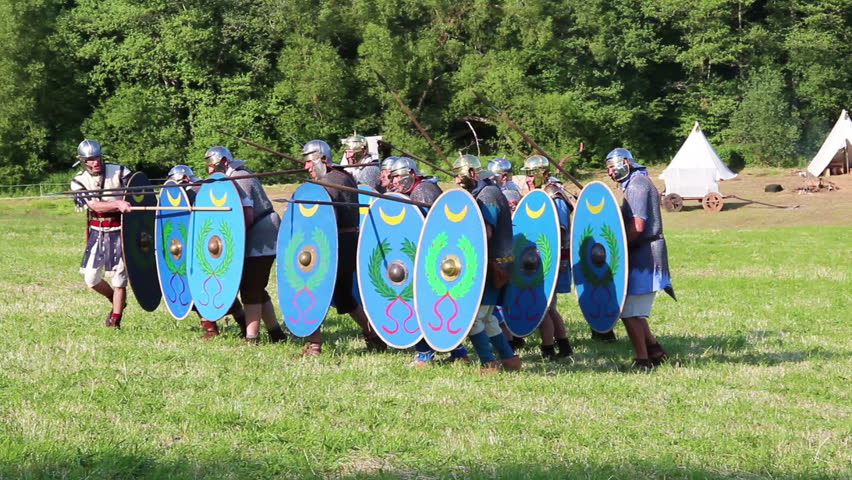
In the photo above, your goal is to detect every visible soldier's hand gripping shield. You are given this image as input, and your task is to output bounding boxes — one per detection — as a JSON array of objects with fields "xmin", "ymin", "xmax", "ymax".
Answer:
[
  {"xmin": 155, "ymin": 181, "xmax": 193, "ymax": 319},
  {"xmin": 187, "ymin": 173, "xmax": 246, "ymax": 321},
  {"xmin": 413, "ymin": 189, "xmax": 487, "ymax": 352},
  {"xmin": 570, "ymin": 181, "xmax": 628, "ymax": 332},
  {"xmin": 357, "ymin": 193, "xmax": 424, "ymax": 349},
  {"xmin": 122, "ymin": 172, "xmax": 162, "ymax": 312},
  {"xmin": 502, "ymin": 190, "xmax": 560, "ymax": 337},
  {"xmin": 276, "ymin": 183, "xmax": 339, "ymax": 338}
]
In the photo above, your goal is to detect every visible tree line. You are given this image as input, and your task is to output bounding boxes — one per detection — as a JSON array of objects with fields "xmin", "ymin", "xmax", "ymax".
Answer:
[{"xmin": 1, "ymin": 0, "xmax": 850, "ymax": 183}]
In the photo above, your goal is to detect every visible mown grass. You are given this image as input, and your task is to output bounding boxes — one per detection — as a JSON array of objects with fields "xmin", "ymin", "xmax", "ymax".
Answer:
[{"xmin": 0, "ymin": 199, "xmax": 849, "ymax": 479}]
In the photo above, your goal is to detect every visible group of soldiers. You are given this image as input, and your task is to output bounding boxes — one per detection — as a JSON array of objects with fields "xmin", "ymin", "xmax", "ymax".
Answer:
[{"xmin": 71, "ymin": 133, "xmax": 674, "ymax": 372}]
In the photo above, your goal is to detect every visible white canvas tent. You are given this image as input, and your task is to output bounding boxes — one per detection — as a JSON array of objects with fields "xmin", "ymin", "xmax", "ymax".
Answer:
[
  {"xmin": 806, "ymin": 110, "xmax": 852, "ymax": 177},
  {"xmin": 659, "ymin": 122, "xmax": 737, "ymax": 197}
]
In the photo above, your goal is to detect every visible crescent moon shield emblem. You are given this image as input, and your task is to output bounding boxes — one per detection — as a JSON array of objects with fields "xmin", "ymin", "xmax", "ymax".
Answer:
[
  {"xmin": 379, "ymin": 206, "xmax": 407, "ymax": 226},
  {"xmin": 586, "ymin": 197, "xmax": 605, "ymax": 214},
  {"xmin": 525, "ymin": 201, "xmax": 547, "ymax": 219},
  {"xmin": 166, "ymin": 189, "xmax": 182, "ymax": 207},
  {"xmin": 443, "ymin": 204, "xmax": 468, "ymax": 223},
  {"xmin": 210, "ymin": 189, "xmax": 228, "ymax": 207},
  {"xmin": 298, "ymin": 203, "xmax": 319, "ymax": 217}
]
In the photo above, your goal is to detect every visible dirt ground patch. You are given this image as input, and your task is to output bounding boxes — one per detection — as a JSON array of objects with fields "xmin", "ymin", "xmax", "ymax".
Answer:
[{"xmin": 262, "ymin": 167, "xmax": 852, "ymax": 230}]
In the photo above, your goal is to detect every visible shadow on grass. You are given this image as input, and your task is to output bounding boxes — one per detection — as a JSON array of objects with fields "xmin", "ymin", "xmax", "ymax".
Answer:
[
  {"xmin": 190, "ymin": 317, "xmax": 837, "ymax": 373},
  {"xmin": 0, "ymin": 453, "xmax": 842, "ymax": 479},
  {"xmin": 515, "ymin": 329, "xmax": 841, "ymax": 374},
  {"xmin": 678, "ymin": 200, "xmax": 751, "ymax": 213}
]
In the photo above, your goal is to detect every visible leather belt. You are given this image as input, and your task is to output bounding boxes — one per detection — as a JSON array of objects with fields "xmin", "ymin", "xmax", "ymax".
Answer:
[{"xmin": 89, "ymin": 219, "xmax": 121, "ymax": 228}]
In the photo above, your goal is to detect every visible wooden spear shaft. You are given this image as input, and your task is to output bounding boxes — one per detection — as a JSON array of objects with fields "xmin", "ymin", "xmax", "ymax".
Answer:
[
  {"xmin": 49, "ymin": 168, "xmax": 308, "ymax": 197},
  {"xmin": 129, "ymin": 206, "xmax": 232, "ymax": 211},
  {"xmin": 379, "ymin": 140, "xmax": 455, "ymax": 176},
  {"xmin": 303, "ymin": 179, "xmax": 430, "ymax": 208},
  {"xmin": 218, "ymin": 130, "xmax": 305, "ymax": 166},
  {"xmin": 474, "ymin": 92, "xmax": 584, "ymax": 191},
  {"xmin": 372, "ymin": 70, "xmax": 454, "ymax": 171},
  {"xmin": 273, "ymin": 199, "xmax": 371, "ymax": 208}
]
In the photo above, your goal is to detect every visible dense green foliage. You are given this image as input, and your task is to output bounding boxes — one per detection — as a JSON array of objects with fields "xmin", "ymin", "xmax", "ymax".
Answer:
[{"xmin": 2, "ymin": 0, "xmax": 852, "ymax": 182}]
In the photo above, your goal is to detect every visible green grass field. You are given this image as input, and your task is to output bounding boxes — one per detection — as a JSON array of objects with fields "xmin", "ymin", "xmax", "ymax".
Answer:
[{"xmin": 0, "ymin": 196, "xmax": 849, "ymax": 479}]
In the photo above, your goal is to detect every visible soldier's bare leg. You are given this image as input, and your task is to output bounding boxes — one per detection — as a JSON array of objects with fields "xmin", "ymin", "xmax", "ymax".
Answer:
[
  {"xmin": 113, "ymin": 287, "xmax": 126, "ymax": 314},
  {"xmin": 91, "ymin": 280, "xmax": 114, "ymax": 302},
  {"xmin": 261, "ymin": 299, "xmax": 287, "ymax": 343},
  {"xmin": 622, "ymin": 316, "xmax": 649, "ymax": 361},
  {"xmin": 244, "ymin": 303, "xmax": 262, "ymax": 340}
]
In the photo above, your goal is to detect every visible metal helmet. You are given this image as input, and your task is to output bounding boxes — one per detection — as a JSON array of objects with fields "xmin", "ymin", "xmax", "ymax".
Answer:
[
  {"xmin": 388, "ymin": 156, "xmax": 418, "ymax": 193},
  {"xmin": 168, "ymin": 165, "xmax": 199, "ymax": 183},
  {"xmin": 522, "ymin": 154, "xmax": 550, "ymax": 188},
  {"xmin": 381, "ymin": 156, "xmax": 399, "ymax": 171},
  {"xmin": 488, "ymin": 157, "xmax": 513, "ymax": 175},
  {"xmin": 606, "ymin": 147, "xmax": 643, "ymax": 182},
  {"xmin": 341, "ymin": 133, "xmax": 369, "ymax": 165},
  {"xmin": 77, "ymin": 139, "xmax": 102, "ymax": 159},
  {"xmin": 341, "ymin": 133, "xmax": 368, "ymax": 151},
  {"xmin": 77, "ymin": 139, "xmax": 104, "ymax": 175},
  {"xmin": 388, "ymin": 156, "xmax": 417, "ymax": 176},
  {"xmin": 452, "ymin": 153, "xmax": 481, "ymax": 176},
  {"xmin": 302, "ymin": 139, "xmax": 332, "ymax": 164},
  {"xmin": 205, "ymin": 146, "xmax": 234, "ymax": 174},
  {"xmin": 521, "ymin": 154, "xmax": 549, "ymax": 172}
]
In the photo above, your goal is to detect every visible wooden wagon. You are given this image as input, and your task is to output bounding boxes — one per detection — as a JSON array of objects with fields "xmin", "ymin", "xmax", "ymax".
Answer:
[{"xmin": 660, "ymin": 168, "xmax": 727, "ymax": 212}]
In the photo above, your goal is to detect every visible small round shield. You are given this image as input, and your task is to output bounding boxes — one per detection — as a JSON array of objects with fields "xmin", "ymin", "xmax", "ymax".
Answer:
[
  {"xmin": 357, "ymin": 184, "xmax": 377, "ymax": 227},
  {"xmin": 155, "ymin": 181, "xmax": 193, "ymax": 319},
  {"xmin": 570, "ymin": 181, "xmax": 628, "ymax": 332},
  {"xmin": 188, "ymin": 173, "xmax": 245, "ymax": 321},
  {"xmin": 502, "ymin": 190, "xmax": 560, "ymax": 337},
  {"xmin": 358, "ymin": 193, "xmax": 424, "ymax": 349},
  {"xmin": 277, "ymin": 183, "xmax": 338, "ymax": 338},
  {"xmin": 122, "ymin": 172, "xmax": 161, "ymax": 312},
  {"xmin": 413, "ymin": 189, "xmax": 487, "ymax": 352}
]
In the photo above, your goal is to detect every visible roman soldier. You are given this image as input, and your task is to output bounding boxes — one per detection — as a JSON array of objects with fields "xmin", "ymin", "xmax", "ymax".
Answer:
[
  {"xmin": 167, "ymin": 164, "xmax": 248, "ymax": 340},
  {"xmin": 204, "ymin": 147, "xmax": 287, "ymax": 344},
  {"xmin": 386, "ymin": 156, "xmax": 470, "ymax": 365},
  {"xmin": 70, "ymin": 139, "xmax": 132, "ymax": 328},
  {"xmin": 453, "ymin": 154, "xmax": 521, "ymax": 373},
  {"xmin": 302, "ymin": 139, "xmax": 387, "ymax": 355},
  {"xmin": 340, "ymin": 133, "xmax": 383, "ymax": 191},
  {"xmin": 606, "ymin": 148, "xmax": 673, "ymax": 369},
  {"xmin": 521, "ymin": 155, "xmax": 576, "ymax": 358}
]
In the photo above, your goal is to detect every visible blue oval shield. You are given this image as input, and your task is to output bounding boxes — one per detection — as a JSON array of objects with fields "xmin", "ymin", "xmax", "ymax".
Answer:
[
  {"xmin": 358, "ymin": 194, "xmax": 424, "ymax": 349},
  {"xmin": 503, "ymin": 190, "xmax": 560, "ymax": 337},
  {"xmin": 155, "ymin": 181, "xmax": 193, "ymax": 319},
  {"xmin": 570, "ymin": 181, "xmax": 628, "ymax": 332},
  {"xmin": 413, "ymin": 189, "xmax": 487, "ymax": 352},
  {"xmin": 277, "ymin": 183, "xmax": 339, "ymax": 338},
  {"xmin": 187, "ymin": 173, "xmax": 245, "ymax": 321}
]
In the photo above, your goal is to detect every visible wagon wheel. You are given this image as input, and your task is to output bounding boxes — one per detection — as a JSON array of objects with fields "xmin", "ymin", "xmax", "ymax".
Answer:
[
  {"xmin": 663, "ymin": 193, "xmax": 684, "ymax": 212},
  {"xmin": 702, "ymin": 192, "xmax": 724, "ymax": 212}
]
